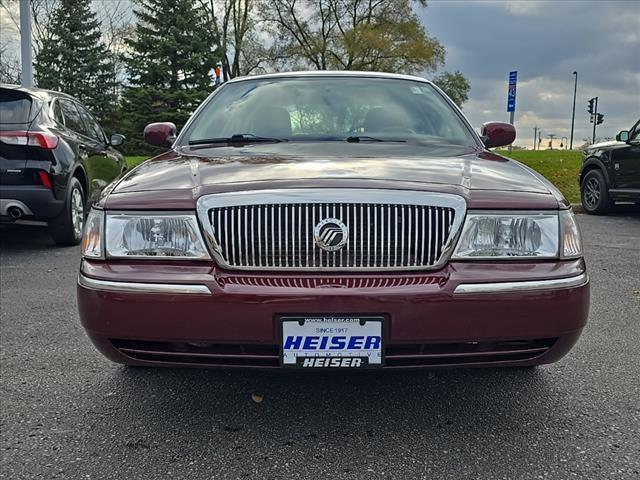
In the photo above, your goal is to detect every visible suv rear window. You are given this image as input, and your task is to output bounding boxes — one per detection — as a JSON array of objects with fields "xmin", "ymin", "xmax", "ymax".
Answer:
[{"xmin": 0, "ymin": 90, "xmax": 32, "ymax": 125}]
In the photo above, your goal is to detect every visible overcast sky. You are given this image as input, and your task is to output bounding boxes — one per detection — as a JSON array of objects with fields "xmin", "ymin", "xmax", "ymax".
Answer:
[
  {"xmin": 2, "ymin": 0, "xmax": 638, "ymax": 148},
  {"xmin": 422, "ymin": 0, "xmax": 640, "ymax": 148}
]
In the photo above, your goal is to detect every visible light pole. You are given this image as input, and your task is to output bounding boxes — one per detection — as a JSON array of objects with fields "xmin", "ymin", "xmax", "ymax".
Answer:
[
  {"xmin": 570, "ymin": 71, "xmax": 577, "ymax": 150},
  {"xmin": 560, "ymin": 136, "xmax": 568, "ymax": 149},
  {"xmin": 19, "ymin": 0, "xmax": 33, "ymax": 87}
]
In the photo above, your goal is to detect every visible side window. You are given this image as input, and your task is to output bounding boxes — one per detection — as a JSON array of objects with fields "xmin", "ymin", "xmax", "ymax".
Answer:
[
  {"xmin": 59, "ymin": 100, "xmax": 87, "ymax": 136},
  {"xmin": 76, "ymin": 104, "xmax": 106, "ymax": 144},
  {"xmin": 52, "ymin": 100, "xmax": 65, "ymax": 126}
]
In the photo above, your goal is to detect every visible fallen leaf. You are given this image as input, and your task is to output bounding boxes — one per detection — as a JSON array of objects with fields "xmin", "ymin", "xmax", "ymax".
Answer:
[{"xmin": 251, "ymin": 393, "xmax": 264, "ymax": 403}]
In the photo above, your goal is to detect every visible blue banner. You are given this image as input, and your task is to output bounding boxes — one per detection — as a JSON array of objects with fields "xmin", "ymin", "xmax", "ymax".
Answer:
[{"xmin": 507, "ymin": 71, "xmax": 517, "ymax": 113}]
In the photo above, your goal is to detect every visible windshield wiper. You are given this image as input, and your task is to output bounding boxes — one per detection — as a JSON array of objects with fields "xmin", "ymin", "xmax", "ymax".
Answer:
[
  {"xmin": 189, "ymin": 133, "xmax": 287, "ymax": 145},
  {"xmin": 345, "ymin": 135, "xmax": 406, "ymax": 143}
]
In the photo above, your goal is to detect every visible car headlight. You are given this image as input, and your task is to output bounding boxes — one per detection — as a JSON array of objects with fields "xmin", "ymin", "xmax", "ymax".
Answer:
[
  {"xmin": 105, "ymin": 212, "xmax": 210, "ymax": 259},
  {"xmin": 81, "ymin": 209, "xmax": 210, "ymax": 259},
  {"xmin": 559, "ymin": 209, "xmax": 583, "ymax": 259},
  {"xmin": 453, "ymin": 211, "xmax": 571, "ymax": 259},
  {"xmin": 81, "ymin": 209, "xmax": 105, "ymax": 258}
]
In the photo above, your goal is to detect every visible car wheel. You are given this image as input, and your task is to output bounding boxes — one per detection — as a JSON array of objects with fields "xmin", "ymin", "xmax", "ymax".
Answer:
[
  {"xmin": 581, "ymin": 169, "xmax": 612, "ymax": 215},
  {"xmin": 49, "ymin": 177, "xmax": 85, "ymax": 246}
]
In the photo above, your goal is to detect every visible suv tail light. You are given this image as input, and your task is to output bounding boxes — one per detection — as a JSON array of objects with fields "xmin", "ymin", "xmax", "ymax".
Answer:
[
  {"xmin": 38, "ymin": 170, "xmax": 53, "ymax": 189},
  {"xmin": 0, "ymin": 130, "xmax": 59, "ymax": 149}
]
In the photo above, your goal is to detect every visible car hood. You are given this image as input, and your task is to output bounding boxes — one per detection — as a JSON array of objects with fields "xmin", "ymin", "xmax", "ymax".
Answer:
[{"xmin": 104, "ymin": 142, "xmax": 565, "ymax": 210}]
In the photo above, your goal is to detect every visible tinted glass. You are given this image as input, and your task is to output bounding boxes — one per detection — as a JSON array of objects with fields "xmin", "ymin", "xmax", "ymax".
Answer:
[
  {"xmin": 59, "ymin": 100, "xmax": 87, "ymax": 136},
  {"xmin": 77, "ymin": 105, "xmax": 106, "ymax": 144},
  {"xmin": 52, "ymin": 100, "xmax": 65, "ymax": 126},
  {"xmin": 185, "ymin": 77, "xmax": 476, "ymax": 146},
  {"xmin": 0, "ymin": 91, "xmax": 32, "ymax": 124}
]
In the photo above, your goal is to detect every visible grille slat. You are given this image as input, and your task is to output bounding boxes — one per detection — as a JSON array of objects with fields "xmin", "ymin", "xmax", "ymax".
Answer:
[{"xmin": 208, "ymin": 201, "xmax": 456, "ymax": 270}]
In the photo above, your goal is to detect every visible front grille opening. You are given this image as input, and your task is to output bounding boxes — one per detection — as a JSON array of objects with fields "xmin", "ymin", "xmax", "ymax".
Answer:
[
  {"xmin": 209, "ymin": 202, "xmax": 455, "ymax": 270},
  {"xmin": 111, "ymin": 339, "xmax": 280, "ymax": 367},
  {"xmin": 384, "ymin": 338, "xmax": 557, "ymax": 367},
  {"xmin": 112, "ymin": 338, "xmax": 556, "ymax": 368}
]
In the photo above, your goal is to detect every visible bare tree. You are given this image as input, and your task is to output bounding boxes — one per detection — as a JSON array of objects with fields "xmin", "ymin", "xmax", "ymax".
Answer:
[
  {"xmin": 0, "ymin": 44, "xmax": 21, "ymax": 83},
  {"xmin": 199, "ymin": 0, "xmax": 264, "ymax": 79}
]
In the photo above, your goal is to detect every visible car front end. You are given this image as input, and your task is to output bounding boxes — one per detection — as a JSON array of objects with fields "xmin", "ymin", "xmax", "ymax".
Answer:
[{"xmin": 76, "ymin": 72, "xmax": 589, "ymax": 370}]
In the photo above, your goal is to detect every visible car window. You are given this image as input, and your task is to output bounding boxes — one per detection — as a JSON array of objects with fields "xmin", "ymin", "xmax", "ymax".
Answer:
[
  {"xmin": 77, "ymin": 104, "xmax": 106, "ymax": 144},
  {"xmin": 52, "ymin": 100, "xmax": 65, "ymax": 126},
  {"xmin": 0, "ymin": 90, "xmax": 32, "ymax": 125},
  {"xmin": 59, "ymin": 100, "xmax": 88, "ymax": 136},
  {"xmin": 185, "ymin": 77, "xmax": 476, "ymax": 146}
]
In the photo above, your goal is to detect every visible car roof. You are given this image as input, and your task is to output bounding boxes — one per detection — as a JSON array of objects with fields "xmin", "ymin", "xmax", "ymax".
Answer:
[
  {"xmin": 0, "ymin": 83, "xmax": 77, "ymax": 102},
  {"xmin": 227, "ymin": 70, "xmax": 433, "ymax": 84}
]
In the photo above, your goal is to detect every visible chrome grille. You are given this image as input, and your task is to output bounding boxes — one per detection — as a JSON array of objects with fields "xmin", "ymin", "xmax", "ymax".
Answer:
[{"xmin": 197, "ymin": 189, "xmax": 466, "ymax": 271}]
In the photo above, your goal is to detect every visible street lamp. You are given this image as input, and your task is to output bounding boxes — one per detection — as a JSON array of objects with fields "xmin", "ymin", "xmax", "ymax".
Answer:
[
  {"xmin": 570, "ymin": 71, "xmax": 578, "ymax": 150},
  {"xmin": 560, "ymin": 136, "xmax": 568, "ymax": 149}
]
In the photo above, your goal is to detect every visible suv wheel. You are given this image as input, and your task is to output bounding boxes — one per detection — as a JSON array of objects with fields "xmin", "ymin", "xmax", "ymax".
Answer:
[
  {"xmin": 49, "ymin": 177, "xmax": 85, "ymax": 246},
  {"xmin": 581, "ymin": 169, "xmax": 612, "ymax": 215}
]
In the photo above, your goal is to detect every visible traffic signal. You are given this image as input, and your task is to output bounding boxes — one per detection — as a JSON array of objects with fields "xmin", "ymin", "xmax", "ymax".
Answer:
[
  {"xmin": 596, "ymin": 113, "xmax": 604, "ymax": 125},
  {"xmin": 587, "ymin": 98, "xmax": 595, "ymax": 114}
]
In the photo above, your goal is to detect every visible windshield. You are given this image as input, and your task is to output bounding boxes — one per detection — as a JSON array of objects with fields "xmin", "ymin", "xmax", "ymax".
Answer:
[{"xmin": 183, "ymin": 77, "xmax": 477, "ymax": 146}]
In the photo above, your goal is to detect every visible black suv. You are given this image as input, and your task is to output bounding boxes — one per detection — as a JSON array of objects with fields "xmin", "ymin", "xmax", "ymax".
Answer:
[
  {"xmin": 0, "ymin": 85, "xmax": 126, "ymax": 245},
  {"xmin": 580, "ymin": 119, "xmax": 640, "ymax": 214}
]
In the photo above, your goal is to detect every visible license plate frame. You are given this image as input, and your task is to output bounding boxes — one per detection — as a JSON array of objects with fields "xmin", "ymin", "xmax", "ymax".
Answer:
[{"xmin": 280, "ymin": 315, "xmax": 384, "ymax": 369}]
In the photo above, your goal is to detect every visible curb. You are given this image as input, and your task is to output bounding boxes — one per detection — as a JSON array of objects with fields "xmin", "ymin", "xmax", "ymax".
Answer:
[{"xmin": 571, "ymin": 203, "xmax": 585, "ymax": 214}]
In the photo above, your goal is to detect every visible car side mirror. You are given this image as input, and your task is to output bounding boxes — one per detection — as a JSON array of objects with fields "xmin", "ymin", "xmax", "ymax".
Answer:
[
  {"xmin": 481, "ymin": 122, "xmax": 516, "ymax": 149},
  {"xmin": 110, "ymin": 133, "xmax": 126, "ymax": 147},
  {"xmin": 615, "ymin": 130, "xmax": 630, "ymax": 143},
  {"xmin": 144, "ymin": 122, "xmax": 177, "ymax": 148}
]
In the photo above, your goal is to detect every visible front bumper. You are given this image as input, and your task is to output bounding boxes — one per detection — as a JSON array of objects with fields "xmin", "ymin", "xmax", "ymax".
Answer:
[{"xmin": 77, "ymin": 259, "xmax": 590, "ymax": 369}]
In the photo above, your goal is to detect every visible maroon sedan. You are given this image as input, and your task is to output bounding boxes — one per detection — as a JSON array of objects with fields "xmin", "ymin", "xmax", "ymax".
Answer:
[{"xmin": 77, "ymin": 72, "xmax": 589, "ymax": 370}]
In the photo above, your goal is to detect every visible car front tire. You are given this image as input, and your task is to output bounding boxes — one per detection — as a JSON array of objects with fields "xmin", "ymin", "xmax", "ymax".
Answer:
[
  {"xmin": 49, "ymin": 177, "xmax": 85, "ymax": 246},
  {"xmin": 581, "ymin": 169, "xmax": 612, "ymax": 215}
]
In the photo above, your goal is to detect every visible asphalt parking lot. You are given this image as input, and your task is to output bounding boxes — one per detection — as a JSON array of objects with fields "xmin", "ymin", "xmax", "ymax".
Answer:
[{"xmin": 1, "ymin": 212, "xmax": 639, "ymax": 480}]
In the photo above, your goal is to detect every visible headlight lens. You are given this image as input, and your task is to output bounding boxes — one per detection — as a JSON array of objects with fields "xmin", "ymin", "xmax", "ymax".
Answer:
[
  {"xmin": 453, "ymin": 212, "xmax": 559, "ymax": 259},
  {"xmin": 81, "ymin": 209, "xmax": 104, "ymax": 258},
  {"xmin": 559, "ymin": 209, "xmax": 583, "ymax": 258},
  {"xmin": 104, "ymin": 213, "xmax": 210, "ymax": 259}
]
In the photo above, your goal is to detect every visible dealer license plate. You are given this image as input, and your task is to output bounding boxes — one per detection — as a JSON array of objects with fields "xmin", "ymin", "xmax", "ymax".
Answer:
[{"xmin": 281, "ymin": 316, "xmax": 383, "ymax": 368}]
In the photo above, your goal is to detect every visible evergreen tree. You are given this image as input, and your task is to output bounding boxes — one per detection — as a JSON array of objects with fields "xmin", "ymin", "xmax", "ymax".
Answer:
[
  {"xmin": 35, "ymin": 0, "xmax": 115, "ymax": 121},
  {"xmin": 120, "ymin": 0, "xmax": 221, "ymax": 154}
]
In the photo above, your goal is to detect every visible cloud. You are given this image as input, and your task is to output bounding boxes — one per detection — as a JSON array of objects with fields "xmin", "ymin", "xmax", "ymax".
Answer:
[{"xmin": 422, "ymin": 0, "xmax": 640, "ymax": 147}]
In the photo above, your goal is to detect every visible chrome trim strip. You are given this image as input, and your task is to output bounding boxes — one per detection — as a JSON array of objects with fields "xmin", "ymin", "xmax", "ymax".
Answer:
[
  {"xmin": 453, "ymin": 273, "xmax": 589, "ymax": 295},
  {"xmin": 78, "ymin": 274, "xmax": 211, "ymax": 295}
]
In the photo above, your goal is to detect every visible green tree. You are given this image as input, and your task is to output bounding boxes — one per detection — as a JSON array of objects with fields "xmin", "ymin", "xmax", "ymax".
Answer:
[
  {"xmin": 262, "ymin": 0, "xmax": 445, "ymax": 75},
  {"xmin": 35, "ymin": 0, "xmax": 115, "ymax": 120},
  {"xmin": 120, "ymin": 0, "xmax": 221, "ymax": 154},
  {"xmin": 433, "ymin": 70, "xmax": 470, "ymax": 108}
]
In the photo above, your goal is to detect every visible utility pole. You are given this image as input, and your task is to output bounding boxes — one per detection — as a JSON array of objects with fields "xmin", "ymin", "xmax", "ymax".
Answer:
[
  {"xmin": 19, "ymin": 0, "xmax": 33, "ymax": 87},
  {"xmin": 570, "ymin": 71, "xmax": 578, "ymax": 150},
  {"xmin": 591, "ymin": 97, "xmax": 598, "ymax": 144},
  {"xmin": 533, "ymin": 127, "xmax": 538, "ymax": 150}
]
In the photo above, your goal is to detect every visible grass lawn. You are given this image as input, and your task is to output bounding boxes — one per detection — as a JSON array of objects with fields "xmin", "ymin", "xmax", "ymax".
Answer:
[
  {"xmin": 126, "ymin": 149, "xmax": 582, "ymax": 203},
  {"xmin": 496, "ymin": 149, "xmax": 582, "ymax": 203},
  {"xmin": 125, "ymin": 156, "xmax": 148, "ymax": 168}
]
